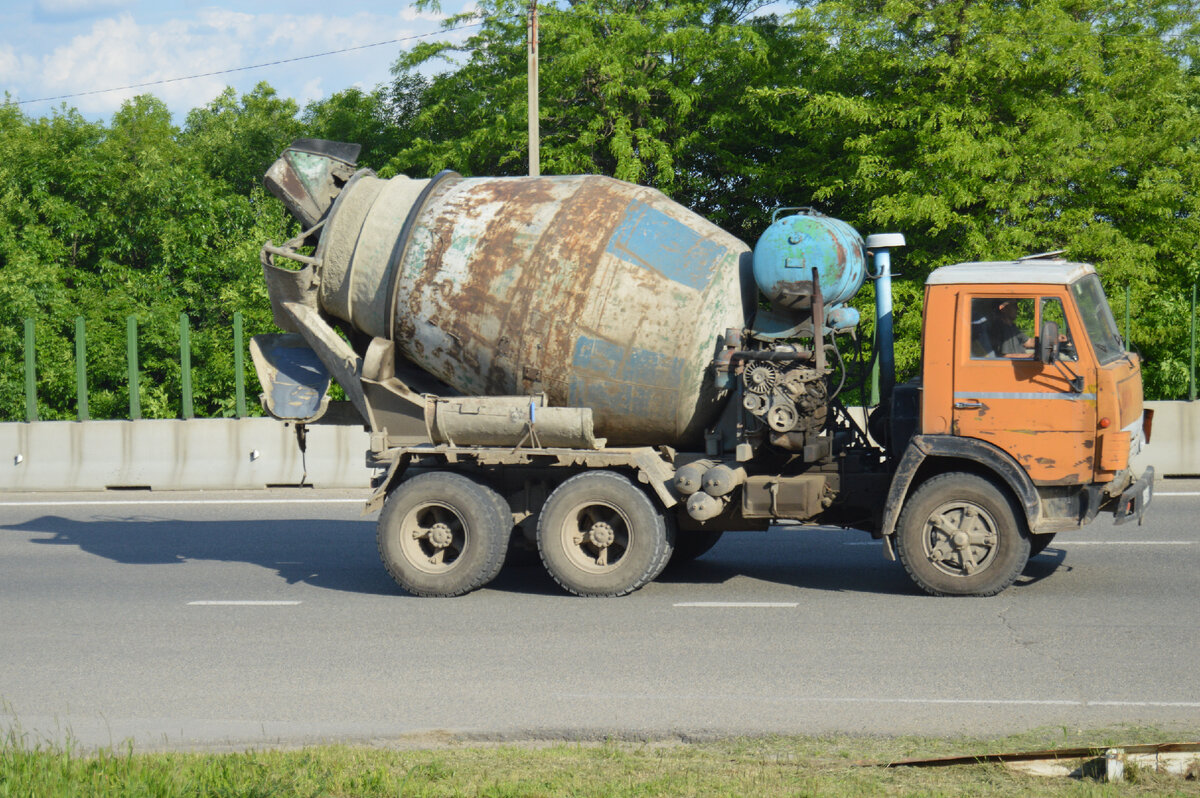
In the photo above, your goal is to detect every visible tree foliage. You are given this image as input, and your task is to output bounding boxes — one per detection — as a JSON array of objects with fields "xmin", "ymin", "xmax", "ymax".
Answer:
[{"xmin": 0, "ymin": 94, "xmax": 292, "ymax": 420}]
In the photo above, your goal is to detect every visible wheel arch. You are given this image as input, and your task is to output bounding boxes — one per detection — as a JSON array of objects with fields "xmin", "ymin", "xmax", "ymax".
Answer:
[{"xmin": 880, "ymin": 435, "xmax": 1039, "ymax": 550}]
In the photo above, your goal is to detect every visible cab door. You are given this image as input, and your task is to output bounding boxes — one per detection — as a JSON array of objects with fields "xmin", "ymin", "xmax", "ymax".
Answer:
[{"xmin": 951, "ymin": 292, "xmax": 1097, "ymax": 485}]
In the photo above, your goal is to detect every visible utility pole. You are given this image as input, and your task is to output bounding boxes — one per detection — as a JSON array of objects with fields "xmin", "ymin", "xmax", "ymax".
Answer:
[{"xmin": 527, "ymin": 0, "xmax": 540, "ymax": 177}]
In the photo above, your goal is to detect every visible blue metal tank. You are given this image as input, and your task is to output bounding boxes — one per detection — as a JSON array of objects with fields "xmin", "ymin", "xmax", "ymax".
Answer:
[{"xmin": 751, "ymin": 209, "xmax": 866, "ymax": 315}]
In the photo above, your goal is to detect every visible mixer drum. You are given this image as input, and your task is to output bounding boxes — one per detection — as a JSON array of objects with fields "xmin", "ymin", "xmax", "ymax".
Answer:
[{"xmin": 314, "ymin": 170, "xmax": 757, "ymax": 447}]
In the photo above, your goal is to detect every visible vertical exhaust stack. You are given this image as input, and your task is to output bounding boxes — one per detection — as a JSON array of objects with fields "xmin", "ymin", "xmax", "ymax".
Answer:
[{"xmin": 865, "ymin": 233, "xmax": 906, "ymax": 403}]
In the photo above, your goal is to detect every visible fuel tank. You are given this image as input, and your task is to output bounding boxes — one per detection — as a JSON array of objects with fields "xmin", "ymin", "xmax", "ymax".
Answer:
[{"xmin": 284, "ymin": 162, "xmax": 758, "ymax": 447}]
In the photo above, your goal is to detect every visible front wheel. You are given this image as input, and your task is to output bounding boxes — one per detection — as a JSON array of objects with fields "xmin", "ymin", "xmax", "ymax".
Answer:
[
  {"xmin": 377, "ymin": 472, "xmax": 510, "ymax": 597},
  {"xmin": 895, "ymin": 472, "xmax": 1030, "ymax": 597},
  {"xmin": 537, "ymin": 470, "xmax": 673, "ymax": 597}
]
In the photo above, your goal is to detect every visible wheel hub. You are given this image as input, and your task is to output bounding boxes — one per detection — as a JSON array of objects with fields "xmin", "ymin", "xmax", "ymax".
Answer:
[
  {"xmin": 427, "ymin": 522, "xmax": 454, "ymax": 549},
  {"xmin": 587, "ymin": 522, "xmax": 615, "ymax": 549}
]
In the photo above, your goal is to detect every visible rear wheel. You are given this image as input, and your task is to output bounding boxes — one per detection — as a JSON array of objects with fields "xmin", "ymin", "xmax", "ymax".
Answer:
[
  {"xmin": 537, "ymin": 471, "xmax": 673, "ymax": 596},
  {"xmin": 377, "ymin": 472, "xmax": 510, "ymax": 597},
  {"xmin": 895, "ymin": 472, "xmax": 1030, "ymax": 597}
]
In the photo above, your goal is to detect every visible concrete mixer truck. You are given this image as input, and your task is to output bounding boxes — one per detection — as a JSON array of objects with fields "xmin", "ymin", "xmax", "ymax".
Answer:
[{"xmin": 250, "ymin": 139, "xmax": 1155, "ymax": 598}]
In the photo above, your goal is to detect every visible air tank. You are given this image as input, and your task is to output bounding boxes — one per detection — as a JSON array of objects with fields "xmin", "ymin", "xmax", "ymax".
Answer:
[
  {"xmin": 751, "ymin": 209, "xmax": 866, "ymax": 314},
  {"xmin": 273, "ymin": 156, "xmax": 758, "ymax": 447}
]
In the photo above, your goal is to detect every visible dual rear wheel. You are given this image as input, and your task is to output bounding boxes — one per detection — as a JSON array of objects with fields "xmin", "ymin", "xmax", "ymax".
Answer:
[{"xmin": 377, "ymin": 469, "xmax": 673, "ymax": 598}]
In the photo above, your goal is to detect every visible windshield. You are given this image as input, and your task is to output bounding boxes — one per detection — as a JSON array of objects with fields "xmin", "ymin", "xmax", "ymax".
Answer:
[{"xmin": 1070, "ymin": 274, "xmax": 1125, "ymax": 364}]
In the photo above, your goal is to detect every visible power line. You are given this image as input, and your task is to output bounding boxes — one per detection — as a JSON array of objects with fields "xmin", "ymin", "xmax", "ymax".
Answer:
[{"xmin": 16, "ymin": 19, "xmax": 485, "ymax": 106}]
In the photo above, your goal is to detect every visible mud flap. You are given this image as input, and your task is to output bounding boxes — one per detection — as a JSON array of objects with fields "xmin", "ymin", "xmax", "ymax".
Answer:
[
  {"xmin": 249, "ymin": 333, "xmax": 331, "ymax": 423},
  {"xmin": 1113, "ymin": 466, "xmax": 1154, "ymax": 526}
]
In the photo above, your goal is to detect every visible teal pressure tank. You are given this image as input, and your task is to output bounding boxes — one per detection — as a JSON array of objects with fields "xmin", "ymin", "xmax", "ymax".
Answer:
[{"xmin": 751, "ymin": 209, "xmax": 866, "ymax": 315}]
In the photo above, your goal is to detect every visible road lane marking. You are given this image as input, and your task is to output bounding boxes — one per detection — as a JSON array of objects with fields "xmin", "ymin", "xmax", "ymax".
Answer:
[
  {"xmin": 0, "ymin": 499, "xmax": 363, "ymax": 507},
  {"xmin": 557, "ymin": 693, "xmax": 1200, "ymax": 708},
  {"xmin": 1049, "ymin": 541, "xmax": 1193, "ymax": 545},
  {"xmin": 843, "ymin": 541, "xmax": 1193, "ymax": 546},
  {"xmin": 674, "ymin": 602, "xmax": 799, "ymax": 608},
  {"xmin": 187, "ymin": 600, "xmax": 302, "ymax": 606}
]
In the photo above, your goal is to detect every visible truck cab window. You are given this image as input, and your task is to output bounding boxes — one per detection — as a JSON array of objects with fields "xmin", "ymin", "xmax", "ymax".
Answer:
[
  {"xmin": 1039, "ymin": 297, "xmax": 1078, "ymax": 361},
  {"xmin": 971, "ymin": 297, "xmax": 1035, "ymax": 358}
]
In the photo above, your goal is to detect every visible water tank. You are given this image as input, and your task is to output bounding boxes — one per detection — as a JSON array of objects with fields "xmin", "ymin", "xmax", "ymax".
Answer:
[{"xmin": 310, "ymin": 169, "xmax": 758, "ymax": 447}]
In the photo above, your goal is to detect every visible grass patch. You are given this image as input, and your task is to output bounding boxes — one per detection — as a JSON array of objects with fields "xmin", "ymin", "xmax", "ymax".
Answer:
[{"xmin": 2, "ymin": 725, "xmax": 1198, "ymax": 796}]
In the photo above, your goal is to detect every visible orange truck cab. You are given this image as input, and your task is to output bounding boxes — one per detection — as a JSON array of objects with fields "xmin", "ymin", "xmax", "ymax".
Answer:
[{"xmin": 878, "ymin": 258, "xmax": 1154, "ymax": 596}]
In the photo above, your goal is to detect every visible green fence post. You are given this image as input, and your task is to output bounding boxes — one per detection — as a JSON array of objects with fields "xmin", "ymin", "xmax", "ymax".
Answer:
[
  {"xmin": 1191, "ymin": 284, "xmax": 1196, "ymax": 402},
  {"xmin": 24, "ymin": 318, "xmax": 37, "ymax": 422},
  {"xmin": 180, "ymin": 312, "xmax": 193, "ymax": 419},
  {"xmin": 1124, "ymin": 286, "xmax": 1130, "ymax": 346},
  {"xmin": 75, "ymin": 316, "xmax": 89, "ymax": 421},
  {"xmin": 127, "ymin": 315, "xmax": 141, "ymax": 420},
  {"xmin": 234, "ymin": 311, "xmax": 247, "ymax": 418}
]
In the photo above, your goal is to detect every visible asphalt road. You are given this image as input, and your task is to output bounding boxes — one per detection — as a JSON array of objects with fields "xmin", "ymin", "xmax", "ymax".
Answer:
[{"xmin": 1, "ymin": 481, "xmax": 1197, "ymax": 751}]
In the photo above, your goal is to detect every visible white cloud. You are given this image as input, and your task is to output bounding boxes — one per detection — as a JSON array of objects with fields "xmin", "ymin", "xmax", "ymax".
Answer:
[
  {"xmin": 400, "ymin": 7, "xmax": 445, "ymax": 23},
  {"xmin": 34, "ymin": 0, "xmax": 133, "ymax": 22},
  {"xmin": 0, "ymin": 45, "xmax": 20, "ymax": 83},
  {"xmin": 27, "ymin": 7, "xmax": 453, "ymax": 118}
]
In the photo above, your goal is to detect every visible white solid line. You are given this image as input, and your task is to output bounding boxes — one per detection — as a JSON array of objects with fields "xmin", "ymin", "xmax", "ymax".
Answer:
[
  {"xmin": 0, "ymin": 499, "xmax": 362, "ymax": 507},
  {"xmin": 556, "ymin": 694, "xmax": 1200, "ymax": 709},
  {"xmin": 674, "ymin": 602, "xmax": 799, "ymax": 608},
  {"xmin": 1153, "ymin": 492, "xmax": 1200, "ymax": 496},
  {"xmin": 844, "ymin": 541, "xmax": 1192, "ymax": 546},
  {"xmin": 1053, "ymin": 541, "xmax": 1192, "ymax": 546},
  {"xmin": 187, "ymin": 600, "xmax": 302, "ymax": 606}
]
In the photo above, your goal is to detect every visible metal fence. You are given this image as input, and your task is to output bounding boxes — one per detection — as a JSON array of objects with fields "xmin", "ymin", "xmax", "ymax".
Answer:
[{"xmin": 21, "ymin": 312, "xmax": 249, "ymax": 423}]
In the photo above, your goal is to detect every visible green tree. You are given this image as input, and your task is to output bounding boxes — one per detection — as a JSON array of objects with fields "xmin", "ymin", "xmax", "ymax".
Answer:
[
  {"xmin": 388, "ymin": 0, "xmax": 797, "ymax": 238},
  {"xmin": 750, "ymin": 0, "xmax": 1200, "ymax": 396},
  {"xmin": 302, "ymin": 76, "xmax": 427, "ymax": 172},
  {"xmin": 182, "ymin": 82, "xmax": 304, "ymax": 195},
  {"xmin": 0, "ymin": 95, "xmax": 292, "ymax": 421}
]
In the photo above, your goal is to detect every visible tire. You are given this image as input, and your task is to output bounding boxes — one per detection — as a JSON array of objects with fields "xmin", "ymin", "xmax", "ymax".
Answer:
[
  {"xmin": 895, "ymin": 472, "xmax": 1030, "ymax": 597},
  {"xmin": 377, "ymin": 472, "xmax": 510, "ymax": 597},
  {"xmin": 1028, "ymin": 533, "xmax": 1056, "ymax": 557},
  {"xmin": 668, "ymin": 530, "xmax": 724, "ymax": 566},
  {"xmin": 537, "ymin": 470, "xmax": 673, "ymax": 597}
]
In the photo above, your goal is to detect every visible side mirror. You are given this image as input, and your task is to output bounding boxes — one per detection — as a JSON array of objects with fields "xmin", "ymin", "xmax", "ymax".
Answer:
[{"xmin": 1037, "ymin": 321, "xmax": 1060, "ymax": 364}]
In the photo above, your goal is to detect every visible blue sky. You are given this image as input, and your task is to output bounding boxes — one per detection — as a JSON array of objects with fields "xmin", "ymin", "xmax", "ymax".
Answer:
[{"xmin": 1, "ymin": 0, "xmax": 479, "ymax": 123}]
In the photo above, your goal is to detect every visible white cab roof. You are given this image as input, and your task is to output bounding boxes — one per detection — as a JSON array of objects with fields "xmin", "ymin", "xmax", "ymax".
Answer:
[{"xmin": 926, "ymin": 260, "xmax": 1096, "ymax": 286}]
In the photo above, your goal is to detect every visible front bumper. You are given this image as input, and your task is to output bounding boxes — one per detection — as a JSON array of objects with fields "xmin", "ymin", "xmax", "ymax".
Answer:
[{"xmin": 1113, "ymin": 466, "xmax": 1154, "ymax": 526}]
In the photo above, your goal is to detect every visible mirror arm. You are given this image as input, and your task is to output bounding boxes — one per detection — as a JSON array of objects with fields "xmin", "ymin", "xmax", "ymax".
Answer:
[{"xmin": 1052, "ymin": 359, "xmax": 1083, "ymax": 393}]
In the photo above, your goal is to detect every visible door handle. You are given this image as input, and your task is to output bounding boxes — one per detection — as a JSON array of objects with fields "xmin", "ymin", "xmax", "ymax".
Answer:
[{"xmin": 954, "ymin": 400, "xmax": 983, "ymax": 409}]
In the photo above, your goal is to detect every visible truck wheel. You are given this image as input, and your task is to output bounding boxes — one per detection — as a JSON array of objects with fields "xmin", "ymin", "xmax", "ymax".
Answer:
[
  {"xmin": 377, "ymin": 472, "xmax": 510, "ymax": 597},
  {"xmin": 537, "ymin": 471, "xmax": 673, "ymax": 597},
  {"xmin": 668, "ymin": 530, "xmax": 724, "ymax": 566},
  {"xmin": 895, "ymin": 472, "xmax": 1030, "ymax": 597}
]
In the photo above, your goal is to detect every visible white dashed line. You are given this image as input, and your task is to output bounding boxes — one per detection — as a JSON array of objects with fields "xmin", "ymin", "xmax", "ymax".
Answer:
[
  {"xmin": 674, "ymin": 602, "xmax": 799, "ymax": 608},
  {"xmin": 187, "ymin": 600, "xmax": 302, "ymax": 606}
]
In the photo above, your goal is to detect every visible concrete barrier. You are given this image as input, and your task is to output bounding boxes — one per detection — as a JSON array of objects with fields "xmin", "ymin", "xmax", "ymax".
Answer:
[
  {"xmin": 1140, "ymin": 400, "xmax": 1199, "ymax": 477},
  {"xmin": 0, "ymin": 418, "xmax": 375, "ymax": 491},
  {"xmin": 0, "ymin": 401, "xmax": 1195, "ymax": 492}
]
